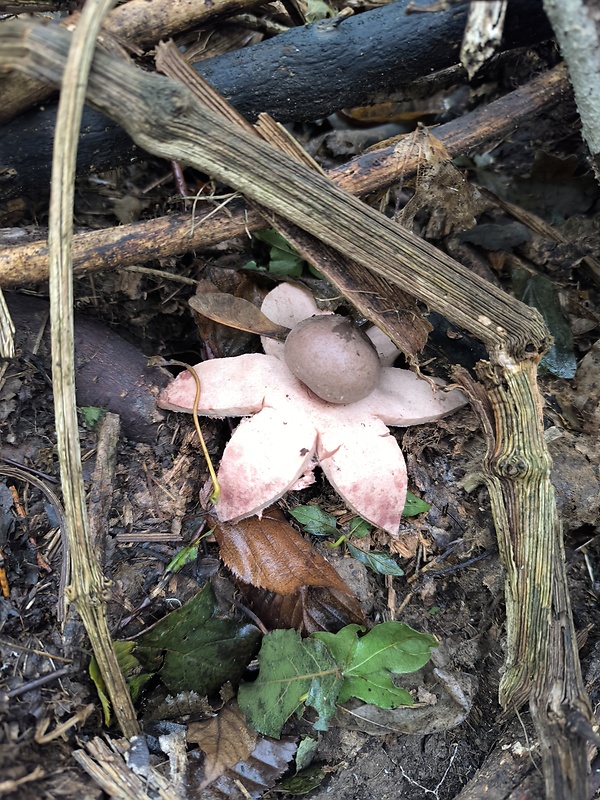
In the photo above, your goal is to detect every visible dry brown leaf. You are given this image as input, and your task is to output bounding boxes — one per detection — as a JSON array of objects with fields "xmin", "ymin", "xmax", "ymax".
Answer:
[
  {"xmin": 188, "ymin": 735, "xmax": 297, "ymax": 799},
  {"xmin": 189, "ymin": 292, "xmax": 289, "ymax": 340},
  {"xmin": 214, "ymin": 509, "xmax": 365, "ymax": 633},
  {"xmin": 239, "ymin": 583, "xmax": 366, "ymax": 634},
  {"xmin": 398, "ymin": 130, "xmax": 488, "ymax": 240},
  {"xmin": 214, "ymin": 509, "xmax": 356, "ymax": 595},
  {"xmin": 188, "ymin": 701, "xmax": 257, "ymax": 789}
]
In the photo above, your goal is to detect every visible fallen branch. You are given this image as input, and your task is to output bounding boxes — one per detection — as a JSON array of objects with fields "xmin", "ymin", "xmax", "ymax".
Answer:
[
  {"xmin": 0, "ymin": 0, "xmax": 266, "ymax": 124},
  {"xmin": 0, "ymin": 0, "xmax": 554, "ymax": 201},
  {"xmin": 42, "ymin": 0, "xmax": 139, "ymax": 738},
  {"xmin": 0, "ymin": 64, "xmax": 570, "ymax": 287},
  {"xmin": 0, "ymin": 19, "xmax": 591, "ymax": 798}
]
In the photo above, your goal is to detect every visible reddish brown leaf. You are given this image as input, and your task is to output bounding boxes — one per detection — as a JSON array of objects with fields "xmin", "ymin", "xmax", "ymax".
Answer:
[
  {"xmin": 214, "ymin": 509, "xmax": 355, "ymax": 596},
  {"xmin": 214, "ymin": 509, "xmax": 365, "ymax": 633},
  {"xmin": 239, "ymin": 583, "xmax": 366, "ymax": 635},
  {"xmin": 187, "ymin": 701, "xmax": 257, "ymax": 789}
]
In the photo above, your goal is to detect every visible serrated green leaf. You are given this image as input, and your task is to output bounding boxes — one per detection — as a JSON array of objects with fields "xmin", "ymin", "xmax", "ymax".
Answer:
[
  {"xmin": 237, "ymin": 629, "xmax": 342, "ymax": 738},
  {"xmin": 80, "ymin": 405, "xmax": 105, "ymax": 428},
  {"xmin": 314, "ymin": 622, "xmax": 436, "ymax": 708},
  {"xmin": 347, "ymin": 517, "xmax": 372, "ymax": 538},
  {"xmin": 135, "ymin": 583, "xmax": 261, "ymax": 695},
  {"xmin": 512, "ymin": 268, "xmax": 576, "ymax": 378},
  {"xmin": 346, "ymin": 542, "xmax": 404, "ymax": 576},
  {"xmin": 402, "ymin": 491, "xmax": 431, "ymax": 517},
  {"xmin": 289, "ymin": 505, "xmax": 339, "ymax": 537}
]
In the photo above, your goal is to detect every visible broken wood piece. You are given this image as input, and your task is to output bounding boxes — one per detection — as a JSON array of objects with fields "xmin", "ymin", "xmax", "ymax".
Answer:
[{"xmin": 87, "ymin": 412, "xmax": 120, "ymax": 570}]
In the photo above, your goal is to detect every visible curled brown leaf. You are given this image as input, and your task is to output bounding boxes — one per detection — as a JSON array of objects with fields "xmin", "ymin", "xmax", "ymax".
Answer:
[{"xmin": 214, "ymin": 509, "xmax": 366, "ymax": 633}]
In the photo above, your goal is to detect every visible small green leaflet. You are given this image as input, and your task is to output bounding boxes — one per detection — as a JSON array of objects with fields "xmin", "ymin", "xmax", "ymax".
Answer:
[
  {"xmin": 347, "ymin": 517, "xmax": 372, "ymax": 538},
  {"xmin": 80, "ymin": 405, "xmax": 105, "ymax": 428},
  {"xmin": 247, "ymin": 229, "xmax": 323, "ymax": 278},
  {"xmin": 315, "ymin": 622, "xmax": 437, "ymax": 708},
  {"xmin": 239, "ymin": 623, "xmax": 436, "ymax": 738},
  {"xmin": 134, "ymin": 583, "xmax": 261, "ymax": 695},
  {"xmin": 165, "ymin": 542, "xmax": 199, "ymax": 574},
  {"xmin": 238, "ymin": 629, "xmax": 342, "ymax": 738},
  {"xmin": 402, "ymin": 490, "xmax": 431, "ymax": 517},
  {"xmin": 252, "ymin": 229, "xmax": 305, "ymax": 277},
  {"xmin": 295, "ymin": 737, "xmax": 319, "ymax": 772},
  {"xmin": 290, "ymin": 505, "xmax": 339, "ymax": 537},
  {"xmin": 346, "ymin": 542, "xmax": 404, "ymax": 576},
  {"xmin": 90, "ymin": 641, "xmax": 152, "ymax": 726}
]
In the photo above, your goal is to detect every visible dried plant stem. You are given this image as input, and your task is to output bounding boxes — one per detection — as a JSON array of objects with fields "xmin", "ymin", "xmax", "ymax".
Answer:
[{"xmin": 45, "ymin": 1, "xmax": 138, "ymax": 737}]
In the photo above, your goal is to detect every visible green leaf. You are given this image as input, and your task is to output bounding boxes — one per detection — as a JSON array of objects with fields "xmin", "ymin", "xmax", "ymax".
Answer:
[
  {"xmin": 165, "ymin": 542, "xmax": 199, "ymax": 574},
  {"xmin": 314, "ymin": 622, "xmax": 437, "ymax": 708},
  {"xmin": 269, "ymin": 255, "xmax": 304, "ymax": 277},
  {"xmin": 80, "ymin": 405, "xmax": 105, "ymax": 428},
  {"xmin": 90, "ymin": 640, "xmax": 152, "ymax": 726},
  {"xmin": 305, "ymin": 0, "xmax": 334, "ymax": 22},
  {"xmin": 237, "ymin": 629, "xmax": 342, "ymax": 737},
  {"xmin": 289, "ymin": 505, "xmax": 339, "ymax": 537},
  {"xmin": 254, "ymin": 228, "xmax": 299, "ymax": 254},
  {"xmin": 254, "ymin": 228, "xmax": 306, "ymax": 277},
  {"xmin": 512, "ymin": 268, "xmax": 576, "ymax": 378},
  {"xmin": 240, "ymin": 623, "xmax": 437, "ymax": 738},
  {"xmin": 346, "ymin": 542, "xmax": 404, "ymax": 576},
  {"xmin": 402, "ymin": 490, "xmax": 431, "ymax": 517},
  {"xmin": 135, "ymin": 583, "xmax": 261, "ymax": 695},
  {"xmin": 347, "ymin": 517, "xmax": 372, "ymax": 538},
  {"xmin": 280, "ymin": 766, "xmax": 327, "ymax": 794}
]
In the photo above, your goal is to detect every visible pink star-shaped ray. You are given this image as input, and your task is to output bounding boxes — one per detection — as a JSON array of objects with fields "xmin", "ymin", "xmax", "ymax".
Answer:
[{"xmin": 159, "ymin": 284, "xmax": 466, "ymax": 535}]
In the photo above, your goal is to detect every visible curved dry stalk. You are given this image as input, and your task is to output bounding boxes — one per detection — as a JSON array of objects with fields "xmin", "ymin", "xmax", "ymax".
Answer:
[{"xmin": 45, "ymin": 0, "xmax": 139, "ymax": 738}]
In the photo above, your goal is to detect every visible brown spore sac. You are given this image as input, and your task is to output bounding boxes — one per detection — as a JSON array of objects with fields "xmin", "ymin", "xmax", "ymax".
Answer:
[{"xmin": 284, "ymin": 314, "xmax": 381, "ymax": 404}]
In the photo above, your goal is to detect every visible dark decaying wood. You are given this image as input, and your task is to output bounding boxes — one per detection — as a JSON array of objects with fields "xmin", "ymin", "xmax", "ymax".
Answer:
[
  {"xmin": 0, "ymin": 0, "xmax": 266, "ymax": 124},
  {"xmin": 0, "ymin": 0, "xmax": 554, "ymax": 202},
  {"xmin": 6, "ymin": 292, "xmax": 169, "ymax": 441},
  {"xmin": 0, "ymin": 64, "xmax": 570, "ymax": 289}
]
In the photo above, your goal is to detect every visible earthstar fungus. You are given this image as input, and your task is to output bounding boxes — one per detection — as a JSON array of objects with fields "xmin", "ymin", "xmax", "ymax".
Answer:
[{"xmin": 158, "ymin": 284, "xmax": 466, "ymax": 536}]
